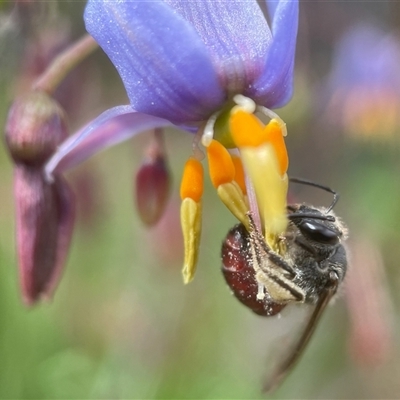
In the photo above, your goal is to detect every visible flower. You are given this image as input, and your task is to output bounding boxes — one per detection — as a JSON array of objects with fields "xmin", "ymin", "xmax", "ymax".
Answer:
[
  {"xmin": 45, "ymin": 0, "xmax": 298, "ymax": 285},
  {"xmin": 322, "ymin": 24, "xmax": 400, "ymax": 140}
]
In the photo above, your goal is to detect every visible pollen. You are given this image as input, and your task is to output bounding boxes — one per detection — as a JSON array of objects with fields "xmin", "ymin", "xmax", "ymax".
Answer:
[
  {"xmin": 180, "ymin": 157, "xmax": 204, "ymax": 202},
  {"xmin": 206, "ymin": 139, "xmax": 235, "ymax": 188},
  {"xmin": 264, "ymin": 119, "xmax": 289, "ymax": 176},
  {"xmin": 230, "ymin": 109, "xmax": 267, "ymax": 147},
  {"xmin": 230, "ymin": 110, "xmax": 288, "ymax": 176},
  {"xmin": 231, "ymin": 155, "xmax": 247, "ymax": 194}
]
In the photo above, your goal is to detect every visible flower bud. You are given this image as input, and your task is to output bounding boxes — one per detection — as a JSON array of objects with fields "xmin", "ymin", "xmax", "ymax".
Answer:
[
  {"xmin": 5, "ymin": 91, "xmax": 68, "ymax": 166},
  {"xmin": 135, "ymin": 155, "xmax": 171, "ymax": 226},
  {"xmin": 15, "ymin": 167, "xmax": 75, "ymax": 304},
  {"xmin": 5, "ymin": 90, "xmax": 75, "ymax": 304}
]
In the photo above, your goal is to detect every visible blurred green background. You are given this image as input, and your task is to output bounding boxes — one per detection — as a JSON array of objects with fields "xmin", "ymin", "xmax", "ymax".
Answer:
[{"xmin": 1, "ymin": 1, "xmax": 400, "ymax": 398}]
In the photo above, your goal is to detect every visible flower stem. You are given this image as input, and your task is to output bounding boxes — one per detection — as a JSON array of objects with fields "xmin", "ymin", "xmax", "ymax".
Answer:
[{"xmin": 33, "ymin": 34, "xmax": 98, "ymax": 95}]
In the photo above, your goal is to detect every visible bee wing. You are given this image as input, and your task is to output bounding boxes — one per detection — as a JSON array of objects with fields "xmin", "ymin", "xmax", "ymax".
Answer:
[{"xmin": 262, "ymin": 272, "xmax": 340, "ymax": 393}]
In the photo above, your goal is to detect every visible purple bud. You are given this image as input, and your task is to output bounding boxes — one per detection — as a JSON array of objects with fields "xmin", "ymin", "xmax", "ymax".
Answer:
[
  {"xmin": 135, "ymin": 129, "xmax": 171, "ymax": 226},
  {"xmin": 5, "ymin": 90, "xmax": 74, "ymax": 304},
  {"xmin": 14, "ymin": 167, "xmax": 75, "ymax": 304},
  {"xmin": 135, "ymin": 155, "xmax": 171, "ymax": 226},
  {"xmin": 5, "ymin": 92, "xmax": 68, "ymax": 166}
]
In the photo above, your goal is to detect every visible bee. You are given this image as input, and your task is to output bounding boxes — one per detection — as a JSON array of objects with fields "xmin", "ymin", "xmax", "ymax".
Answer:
[{"xmin": 221, "ymin": 178, "xmax": 348, "ymax": 392}]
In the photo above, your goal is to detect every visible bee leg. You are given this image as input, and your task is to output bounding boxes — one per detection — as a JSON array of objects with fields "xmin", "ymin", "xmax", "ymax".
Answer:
[
  {"xmin": 247, "ymin": 213, "xmax": 296, "ymax": 277},
  {"xmin": 246, "ymin": 213, "xmax": 305, "ymax": 304}
]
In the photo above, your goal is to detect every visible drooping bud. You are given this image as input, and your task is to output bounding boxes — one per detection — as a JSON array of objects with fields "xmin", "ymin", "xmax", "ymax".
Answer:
[
  {"xmin": 135, "ymin": 157, "xmax": 170, "ymax": 226},
  {"xmin": 15, "ymin": 168, "xmax": 75, "ymax": 304},
  {"xmin": 5, "ymin": 91, "xmax": 68, "ymax": 166},
  {"xmin": 4, "ymin": 91, "xmax": 74, "ymax": 304},
  {"xmin": 135, "ymin": 129, "xmax": 171, "ymax": 226}
]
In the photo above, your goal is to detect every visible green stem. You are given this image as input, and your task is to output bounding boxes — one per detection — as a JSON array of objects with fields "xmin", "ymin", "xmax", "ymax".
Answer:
[{"xmin": 33, "ymin": 34, "xmax": 98, "ymax": 94}]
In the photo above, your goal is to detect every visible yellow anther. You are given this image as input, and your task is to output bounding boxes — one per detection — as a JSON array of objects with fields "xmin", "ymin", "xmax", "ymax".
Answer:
[
  {"xmin": 264, "ymin": 119, "xmax": 288, "ymax": 176},
  {"xmin": 180, "ymin": 157, "xmax": 204, "ymax": 202},
  {"xmin": 206, "ymin": 139, "xmax": 235, "ymax": 188},
  {"xmin": 180, "ymin": 197, "xmax": 202, "ymax": 284},
  {"xmin": 231, "ymin": 155, "xmax": 247, "ymax": 194},
  {"xmin": 240, "ymin": 144, "xmax": 288, "ymax": 242},
  {"xmin": 217, "ymin": 181, "xmax": 249, "ymax": 230}
]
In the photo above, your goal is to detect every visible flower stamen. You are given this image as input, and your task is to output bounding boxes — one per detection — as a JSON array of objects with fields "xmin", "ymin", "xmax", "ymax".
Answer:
[
  {"xmin": 206, "ymin": 139, "xmax": 235, "ymax": 187},
  {"xmin": 180, "ymin": 157, "xmax": 203, "ymax": 284},
  {"xmin": 229, "ymin": 109, "xmax": 289, "ymax": 248},
  {"xmin": 263, "ymin": 119, "xmax": 289, "ymax": 176},
  {"xmin": 232, "ymin": 94, "xmax": 256, "ymax": 114},
  {"xmin": 206, "ymin": 140, "xmax": 249, "ymax": 229},
  {"xmin": 181, "ymin": 102, "xmax": 290, "ymax": 281},
  {"xmin": 201, "ymin": 109, "xmax": 221, "ymax": 148},
  {"xmin": 231, "ymin": 155, "xmax": 247, "ymax": 195},
  {"xmin": 256, "ymin": 105, "xmax": 288, "ymax": 137}
]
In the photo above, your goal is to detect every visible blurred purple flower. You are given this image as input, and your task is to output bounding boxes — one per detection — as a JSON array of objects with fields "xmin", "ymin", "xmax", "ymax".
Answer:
[
  {"xmin": 322, "ymin": 24, "xmax": 400, "ymax": 138},
  {"xmin": 44, "ymin": 0, "xmax": 298, "ymax": 177},
  {"xmin": 345, "ymin": 237, "xmax": 394, "ymax": 367}
]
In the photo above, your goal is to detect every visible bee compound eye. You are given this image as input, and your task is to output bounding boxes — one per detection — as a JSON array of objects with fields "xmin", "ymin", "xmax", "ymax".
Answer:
[{"xmin": 299, "ymin": 221, "xmax": 340, "ymax": 245}]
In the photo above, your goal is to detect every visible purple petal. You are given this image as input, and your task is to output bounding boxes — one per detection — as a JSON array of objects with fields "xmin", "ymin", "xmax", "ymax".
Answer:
[
  {"xmin": 164, "ymin": 0, "xmax": 271, "ymax": 94},
  {"xmin": 265, "ymin": 1, "xmax": 279, "ymax": 21},
  {"xmin": 84, "ymin": 1, "xmax": 225, "ymax": 124},
  {"xmin": 249, "ymin": 0, "xmax": 299, "ymax": 108},
  {"xmin": 45, "ymin": 106, "xmax": 173, "ymax": 179}
]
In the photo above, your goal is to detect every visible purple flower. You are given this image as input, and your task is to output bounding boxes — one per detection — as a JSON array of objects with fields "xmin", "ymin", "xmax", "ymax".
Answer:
[
  {"xmin": 45, "ymin": 0, "xmax": 298, "ymax": 176},
  {"xmin": 322, "ymin": 24, "xmax": 400, "ymax": 139},
  {"xmin": 44, "ymin": 0, "xmax": 298, "ymax": 285}
]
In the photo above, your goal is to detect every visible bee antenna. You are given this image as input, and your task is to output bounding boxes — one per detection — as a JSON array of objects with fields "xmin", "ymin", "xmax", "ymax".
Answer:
[{"xmin": 289, "ymin": 177, "xmax": 339, "ymax": 213}]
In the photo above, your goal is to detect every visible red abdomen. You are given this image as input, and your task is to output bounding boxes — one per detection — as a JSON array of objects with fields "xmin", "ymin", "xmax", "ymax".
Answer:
[{"xmin": 221, "ymin": 224, "xmax": 286, "ymax": 316}]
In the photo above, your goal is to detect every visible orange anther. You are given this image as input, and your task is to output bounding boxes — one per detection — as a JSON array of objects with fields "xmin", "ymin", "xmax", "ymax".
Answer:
[
  {"xmin": 206, "ymin": 139, "xmax": 235, "ymax": 188},
  {"xmin": 264, "ymin": 119, "xmax": 289, "ymax": 175},
  {"xmin": 230, "ymin": 110, "xmax": 288, "ymax": 177},
  {"xmin": 231, "ymin": 155, "xmax": 247, "ymax": 194},
  {"xmin": 180, "ymin": 157, "xmax": 204, "ymax": 202},
  {"xmin": 229, "ymin": 110, "xmax": 267, "ymax": 147}
]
